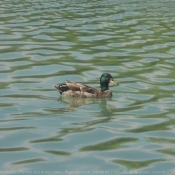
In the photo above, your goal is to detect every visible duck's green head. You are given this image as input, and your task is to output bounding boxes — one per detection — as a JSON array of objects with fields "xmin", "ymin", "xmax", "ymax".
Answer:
[{"xmin": 100, "ymin": 73, "xmax": 119, "ymax": 92}]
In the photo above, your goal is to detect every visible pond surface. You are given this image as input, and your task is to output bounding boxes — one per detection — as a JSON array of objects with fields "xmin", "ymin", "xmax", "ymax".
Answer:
[{"xmin": 0, "ymin": 0, "xmax": 175, "ymax": 174}]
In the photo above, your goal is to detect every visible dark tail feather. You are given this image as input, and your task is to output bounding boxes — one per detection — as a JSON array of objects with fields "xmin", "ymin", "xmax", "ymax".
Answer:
[{"xmin": 53, "ymin": 85, "xmax": 70, "ymax": 94}]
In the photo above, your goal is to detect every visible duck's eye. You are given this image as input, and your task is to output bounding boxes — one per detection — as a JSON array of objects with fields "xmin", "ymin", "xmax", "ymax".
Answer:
[{"xmin": 106, "ymin": 77, "xmax": 110, "ymax": 81}]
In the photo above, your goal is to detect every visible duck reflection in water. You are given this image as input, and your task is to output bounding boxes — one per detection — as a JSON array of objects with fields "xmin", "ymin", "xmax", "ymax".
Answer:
[{"xmin": 60, "ymin": 96, "xmax": 114, "ymax": 117}]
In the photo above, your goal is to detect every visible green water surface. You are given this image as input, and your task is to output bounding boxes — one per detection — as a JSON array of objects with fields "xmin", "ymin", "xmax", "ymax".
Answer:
[{"xmin": 0, "ymin": 0, "xmax": 175, "ymax": 174}]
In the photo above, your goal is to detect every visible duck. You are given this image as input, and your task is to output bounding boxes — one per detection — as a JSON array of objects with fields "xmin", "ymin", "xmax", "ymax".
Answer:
[{"xmin": 54, "ymin": 73, "xmax": 119, "ymax": 98}]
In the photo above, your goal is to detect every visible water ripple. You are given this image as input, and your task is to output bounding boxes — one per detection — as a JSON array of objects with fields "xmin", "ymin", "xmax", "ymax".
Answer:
[{"xmin": 0, "ymin": 0, "xmax": 175, "ymax": 173}]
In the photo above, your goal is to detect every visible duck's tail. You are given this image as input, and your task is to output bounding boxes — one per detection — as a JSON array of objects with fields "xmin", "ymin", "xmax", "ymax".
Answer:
[{"xmin": 53, "ymin": 85, "xmax": 70, "ymax": 94}]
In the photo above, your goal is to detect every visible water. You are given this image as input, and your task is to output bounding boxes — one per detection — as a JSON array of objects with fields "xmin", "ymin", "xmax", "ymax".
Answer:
[{"xmin": 0, "ymin": 0, "xmax": 175, "ymax": 174}]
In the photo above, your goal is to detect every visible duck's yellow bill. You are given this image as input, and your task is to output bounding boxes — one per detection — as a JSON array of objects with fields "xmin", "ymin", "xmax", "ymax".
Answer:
[{"xmin": 110, "ymin": 79, "xmax": 119, "ymax": 86}]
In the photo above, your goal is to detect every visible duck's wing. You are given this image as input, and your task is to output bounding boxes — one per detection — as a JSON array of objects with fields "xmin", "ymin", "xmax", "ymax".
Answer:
[
  {"xmin": 66, "ymin": 81, "xmax": 85, "ymax": 91},
  {"xmin": 66, "ymin": 81, "xmax": 98, "ymax": 94}
]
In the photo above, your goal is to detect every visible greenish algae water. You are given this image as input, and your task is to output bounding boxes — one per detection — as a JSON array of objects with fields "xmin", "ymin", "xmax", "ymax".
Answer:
[{"xmin": 0, "ymin": 0, "xmax": 175, "ymax": 174}]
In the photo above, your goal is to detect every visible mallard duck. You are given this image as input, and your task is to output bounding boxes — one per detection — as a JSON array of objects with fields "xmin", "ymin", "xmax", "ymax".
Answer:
[{"xmin": 54, "ymin": 73, "xmax": 119, "ymax": 98}]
